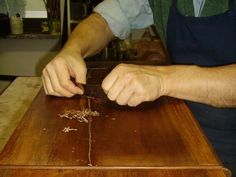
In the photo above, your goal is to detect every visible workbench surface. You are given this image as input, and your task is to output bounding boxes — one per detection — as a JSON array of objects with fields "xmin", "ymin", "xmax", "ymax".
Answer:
[{"xmin": 0, "ymin": 77, "xmax": 231, "ymax": 177}]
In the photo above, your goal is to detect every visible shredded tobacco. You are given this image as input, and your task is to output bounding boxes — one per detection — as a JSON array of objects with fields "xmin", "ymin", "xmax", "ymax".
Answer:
[
  {"xmin": 58, "ymin": 108, "xmax": 100, "ymax": 123},
  {"xmin": 62, "ymin": 126, "xmax": 78, "ymax": 132}
]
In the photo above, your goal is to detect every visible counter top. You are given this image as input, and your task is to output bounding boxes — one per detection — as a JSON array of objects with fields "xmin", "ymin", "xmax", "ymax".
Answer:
[{"xmin": 0, "ymin": 77, "xmax": 41, "ymax": 152}]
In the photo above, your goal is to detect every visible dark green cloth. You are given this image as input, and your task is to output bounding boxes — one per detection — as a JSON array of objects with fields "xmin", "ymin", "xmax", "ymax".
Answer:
[{"xmin": 148, "ymin": 0, "xmax": 230, "ymax": 45}]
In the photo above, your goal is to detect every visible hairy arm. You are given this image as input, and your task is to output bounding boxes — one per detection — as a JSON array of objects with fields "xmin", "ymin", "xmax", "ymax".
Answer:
[
  {"xmin": 62, "ymin": 13, "xmax": 114, "ymax": 58},
  {"xmin": 162, "ymin": 64, "xmax": 236, "ymax": 108},
  {"xmin": 102, "ymin": 63, "xmax": 236, "ymax": 108},
  {"xmin": 42, "ymin": 13, "xmax": 114, "ymax": 97}
]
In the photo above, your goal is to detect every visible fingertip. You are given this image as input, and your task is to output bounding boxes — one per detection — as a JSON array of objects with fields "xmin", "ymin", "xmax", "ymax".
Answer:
[
  {"xmin": 75, "ymin": 71, "xmax": 87, "ymax": 85},
  {"xmin": 101, "ymin": 79, "xmax": 110, "ymax": 94},
  {"xmin": 77, "ymin": 88, "xmax": 84, "ymax": 95},
  {"xmin": 81, "ymin": 75, "xmax": 87, "ymax": 84},
  {"xmin": 101, "ymin": 83, "xmax": 108, "ymax": 94},
  {"xmin": 77, "ymin": 79, "xmax": 86, "ymax": 85}
]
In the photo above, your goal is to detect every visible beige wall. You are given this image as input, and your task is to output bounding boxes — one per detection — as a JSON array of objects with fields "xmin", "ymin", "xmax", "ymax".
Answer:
[
  {"xmin": 0, "ymin": 38, "xmax": 61, "ymax": 76},
  {"xmin": 25, "ymin": 0, "xmax": 45, "ymax": 11},
  {"xmin": 0, "ymin": 0, "xmax": 63, "ymax": 93},
  {"xmin": 0, "ymin": 79, "xmax": 12, "ymax": 94},
  {"xmin": 0, "ymin": 38, "xmax": 60, "ymax": 94}
]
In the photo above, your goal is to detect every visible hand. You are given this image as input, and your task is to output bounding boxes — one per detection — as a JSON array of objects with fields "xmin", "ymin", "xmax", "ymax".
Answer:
[
  {"xmin": 41, "ymin": 49, "xmax": 87, "ymax": 97},
  {"xmin": 102, "ymin": 64, "xmax": 166, "ymax": 106}
]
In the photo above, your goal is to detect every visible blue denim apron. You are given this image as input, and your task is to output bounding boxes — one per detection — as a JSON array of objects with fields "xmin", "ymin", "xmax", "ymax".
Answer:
[{"xmin": 166, "ymin": 0, "xmax": 236, "ymax": 173}]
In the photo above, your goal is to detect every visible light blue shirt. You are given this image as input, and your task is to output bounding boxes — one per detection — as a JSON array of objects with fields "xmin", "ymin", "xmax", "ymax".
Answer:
[
  {"xmin": 93, "ymin": 0, "xmax": 153, "ymax": 39},
  {"xmin": 94, "ymin": 0, "xmax": 205, "ymax": 39}
]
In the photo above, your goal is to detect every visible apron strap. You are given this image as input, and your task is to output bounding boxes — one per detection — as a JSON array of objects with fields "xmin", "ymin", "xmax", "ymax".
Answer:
[
  {"xmin": 172, "ymin": 0, "xmax": 177, "ymax": 6},
  {"xmin": 229, "ymin": 0, "xmax": 235, "ymax": 11}
]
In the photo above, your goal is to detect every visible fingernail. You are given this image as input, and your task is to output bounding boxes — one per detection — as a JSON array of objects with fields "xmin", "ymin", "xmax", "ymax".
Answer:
[{"xmin": 78, "ymin": 89, "xmax": 84, "ymax": 95}]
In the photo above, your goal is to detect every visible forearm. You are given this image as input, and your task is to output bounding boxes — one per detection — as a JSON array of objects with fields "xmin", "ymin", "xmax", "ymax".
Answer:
[
  {"xmin": 159, "ymin": 64, "xmax": 236, "ymax": 108},
  {"xmin": 62, "ymin": 13, "xmax": 114, "ymax": 58}
]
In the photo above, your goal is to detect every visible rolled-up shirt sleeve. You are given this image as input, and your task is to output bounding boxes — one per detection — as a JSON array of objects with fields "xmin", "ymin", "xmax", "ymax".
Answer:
[{"xmin": 93, "ymin": 0, "xmax": 153, "ymax": 39}]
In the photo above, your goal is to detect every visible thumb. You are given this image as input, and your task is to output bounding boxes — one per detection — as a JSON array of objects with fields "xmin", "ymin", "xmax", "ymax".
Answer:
[
  {"xmin": 74, "ymin": 66, "xmax": 87, "ymax": 84},
  {"xmin": 66, "ymin": 52, "xmax": 87, "ymax": 84}
]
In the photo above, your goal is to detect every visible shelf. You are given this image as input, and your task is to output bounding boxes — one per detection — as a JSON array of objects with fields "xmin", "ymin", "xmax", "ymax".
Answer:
[
  {"xmin": 0, "ymin": 33, "xmax": 61, "ymax": 39},
  {"xmin": 70, "ymin": 20, "xmax": 80, "ymax": 24}
]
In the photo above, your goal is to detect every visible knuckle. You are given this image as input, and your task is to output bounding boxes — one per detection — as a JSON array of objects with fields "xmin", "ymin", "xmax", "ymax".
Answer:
[
  {"xmin": 44, "ymin": 65, "xmax": 53, "ymax": 75},
  {"xmin": 139, "ymin": 86, "xmax": 146, "ymax": 94},
  {"xmin": 128, "ymin": 95, "xmax": 143, "ymax": 107},
  {"xmin": 125, "ymin": 71, "xmax": 132, "ymax": 77},
  {"xmin": 61, "ymin": 82, "xmax": 71, "ymax": 90},
  {"xmin": 42, "ymin": 68, "xmax": 48, "ymax": 76},
  {"xmin": 51, "ymin": 58, "xmax": 60, "ymax": 65},
  {"xmin": 132, "ymin": 80, "xmax": 144, "ymax": 92},
  {"xmin": 50, "ymin": 58, "xmax": 63, "ymax": 69},
  {"xmin": 117, "ymin": 101, "xmax": 125, "ymax": 106},
  {"xmin": 101, "ymin": 82, "xmax": 109, "ymax": 93},
  {"xmin": 53, "ymin": 87, "xmax": 61, "ymax": 94},
  {"xmin": 130, "ymin": 79, "xmax": 139, "ymax": 88},
  {"xmin": 101, "ymin": 86, "xmax": 108, "ymax": 93},
  {"xmin": 80, "ymin": 66, "xmax": 87, "ymax": 73},
  {"xmin": 128, "ymin": 100, "xmax": 140, "ymax": 107},
  {"xmin": 117, "ymin": 63, "xmax": 125, "ymax": 68},
  {"xmin": 115, "ymin": 63, "xmax": 126, "ymax": 72},
  {"xmin": 125, "ymin": 72, "xmax": 135, "ymax": 81},
  {"xmin": 107, "ymin": 92, "xmax": 116, "ymax": 101},
  {"xmin": 116, "ymin": 98, "xmax": 125, "ymax": 106},
  {"xmin": 48, "ymin": 90, "xmax": 54, "ymax": 95},
  {"xmin": 128, "ymin": 102, "xmax": 136, "ymax": 107},
  {"xmin": 46, "ymin": 61, "xmax": 55, "ymax": 69}
]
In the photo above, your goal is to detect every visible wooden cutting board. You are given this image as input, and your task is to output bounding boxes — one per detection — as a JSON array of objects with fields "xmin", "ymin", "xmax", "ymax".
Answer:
[{"xmin": 0, "ymin": 85, "xmax": 230, "ymax": 176}]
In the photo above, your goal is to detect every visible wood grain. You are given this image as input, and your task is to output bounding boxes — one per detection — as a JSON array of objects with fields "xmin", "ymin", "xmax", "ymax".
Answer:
[
  {"xmin": 0, "ymin": 86, "xmax": 229, "ymax": 176},
  {"xmin": 0, "ymin": 88, "xmax": 221, "ymax": 166},
  {"xmin": 0, "ymin": 77, "xmax": 41, "ymax": 152},
  {"xmin": 0, "ymin": 168, "xmax": 230, "ymax": 177}
]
